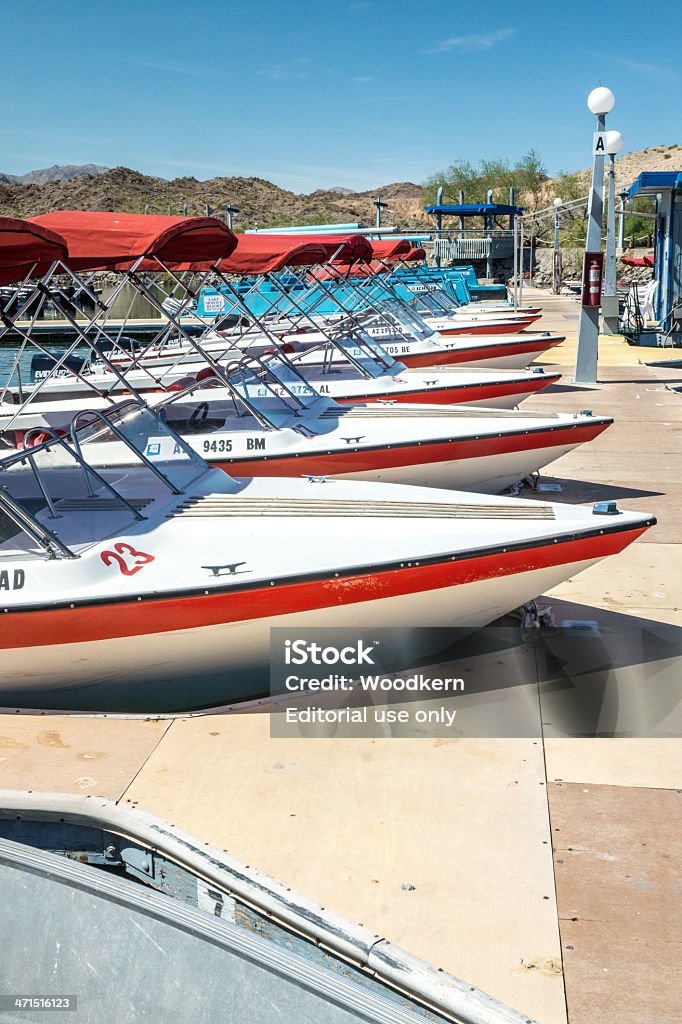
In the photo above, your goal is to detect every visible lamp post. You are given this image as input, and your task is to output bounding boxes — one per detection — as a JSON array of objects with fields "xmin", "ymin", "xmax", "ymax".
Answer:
[
  {"xmin": 552, "ymin": 197, "xmax": 563, "ymax": 294},
  {"xmin": 575, "ymin": 86, "xmax": 615, "ymax": 384},
  {"xmin": 602, "ymin": 130, "xmax": 624, "ymax": 335},
  {"xmin": 373, "ymin": 195, "xmax": 388, "ymax": 229},
  {"xmin": 224, "ymin": 202, "xmax": 240, "ymax": 230}
]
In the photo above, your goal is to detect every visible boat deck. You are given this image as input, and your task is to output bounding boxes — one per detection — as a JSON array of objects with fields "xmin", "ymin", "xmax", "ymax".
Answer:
[{"xmin": 1, "ymin": 287, "xmax": 680, "ymax": 1024}]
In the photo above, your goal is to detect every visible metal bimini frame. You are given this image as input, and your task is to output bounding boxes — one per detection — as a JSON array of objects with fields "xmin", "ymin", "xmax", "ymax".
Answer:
[
  {"xmin": 0, "ymin": 260, "xmax": 168, "ymax": 425},
  {"xmin": 0, "ymin": 402, "xmax": 209, "ymax": 560},
  {"xmin": 286, "ymin": 258, "xmax": 442, "ymax": 339},
  {"xmin": 240, "ymin": 267, "xmax": 400, "ymax": 380},
  {"xmin": 0, "ymin": 431, "xmax": 141, "ymax": 560},
  {"xmin": 125, "ymin": 261, "xmax": 322, "ymax": 425},
  {"xmin": 223, "ymin": 251, "xmax": 428, "ymax": 369}
]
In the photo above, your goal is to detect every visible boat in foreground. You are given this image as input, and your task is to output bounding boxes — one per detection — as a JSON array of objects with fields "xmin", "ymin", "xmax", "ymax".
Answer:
[
  {"xmin": 0, "ymin": 791, "xmax": 539, "ymax": 1024},
  {"xmin": 0, "ymin": 403, "xmax": 653, "ymax": 712}
]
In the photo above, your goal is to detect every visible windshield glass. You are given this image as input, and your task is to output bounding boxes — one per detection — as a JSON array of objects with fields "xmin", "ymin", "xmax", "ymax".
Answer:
[
  {"xmin": 226, "ymin": 356, "xmax": 319, "ymax": 424},
  {"xmin": 72, "ymin": 403, "xmax": 208, "ymax": 492},
  {"xmin": 380, "ymin": 298, "xmax": 434, "ymax": 338},
  {"xmin": 330, "ymin": 332, "xmax": 396, "ymax": 377},
  {"xmin": 0, "ymin": 495, "xmax": 49, "ymax": 560},
  {"xmin": 253, "ymin": 352, "xmax": 319, "ymax": 408},
  {"xmin": 0, "ymin": 437, "xmax": 150, "ymax": 558}
]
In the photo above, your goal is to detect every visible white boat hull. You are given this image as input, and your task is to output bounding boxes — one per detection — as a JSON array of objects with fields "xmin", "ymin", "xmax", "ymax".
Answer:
[{"xmin": 0, "ymin": 552, "xmax": 617, "ymax": 712}]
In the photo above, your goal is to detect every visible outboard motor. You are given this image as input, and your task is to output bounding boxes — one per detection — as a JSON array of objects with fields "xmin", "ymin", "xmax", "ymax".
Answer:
[{"xmin": 29, "ymin": 352, "xmax": 88, "ymax": 383}]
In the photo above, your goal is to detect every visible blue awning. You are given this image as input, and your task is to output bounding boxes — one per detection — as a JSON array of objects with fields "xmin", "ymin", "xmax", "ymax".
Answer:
[
  {"xmin": 423, "ymin": 203, "xmax": 525, "ymax": 216},
  {"xmin": 627, "ymin": 171, "xmax": 682, "ymax": 199}
]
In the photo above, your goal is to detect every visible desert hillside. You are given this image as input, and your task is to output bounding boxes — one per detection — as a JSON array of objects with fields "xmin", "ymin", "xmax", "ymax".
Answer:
[{"xmin": 0, "ymin": 145, "xmax": 679, "ymax": 228}]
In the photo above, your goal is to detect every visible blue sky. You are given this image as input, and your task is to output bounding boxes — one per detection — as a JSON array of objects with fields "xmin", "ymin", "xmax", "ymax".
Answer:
[{"xmin": 0, "ymin": 0, "xmax": 679, "ymax": 192}]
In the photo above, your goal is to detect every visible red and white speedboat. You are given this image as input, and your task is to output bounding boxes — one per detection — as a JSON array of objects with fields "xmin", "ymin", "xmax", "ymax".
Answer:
[
  {"xmin": 0, "ymin": 403, "xmax": 653, "ymax": 712},
  {"xmin": 90, "ymin": 308, "xmax": 564, "ymax": 409},
  {"xmin": 92, "ymin": 323, "xmax": 566, "ymax": 376},
  {"xmin": 1, "ymin": 351, "xmax": 610, "ymax": 494}
]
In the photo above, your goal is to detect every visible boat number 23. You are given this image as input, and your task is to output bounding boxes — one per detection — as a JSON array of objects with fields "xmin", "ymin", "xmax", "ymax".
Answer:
[{"xmin": 100, "ymin": 542, "xmax": 155, "ymax": 577}]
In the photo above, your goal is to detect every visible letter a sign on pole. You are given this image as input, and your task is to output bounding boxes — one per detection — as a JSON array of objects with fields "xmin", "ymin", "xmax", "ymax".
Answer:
[{"xmin": 593, "ymin": 132, "xmax": 607, "ymax": 154}]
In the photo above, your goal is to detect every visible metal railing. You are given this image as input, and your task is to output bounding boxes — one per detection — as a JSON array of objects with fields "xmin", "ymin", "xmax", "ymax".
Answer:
[{"xmin": 433, "ymin": 238, "xmax": 492, "ymax": 260}]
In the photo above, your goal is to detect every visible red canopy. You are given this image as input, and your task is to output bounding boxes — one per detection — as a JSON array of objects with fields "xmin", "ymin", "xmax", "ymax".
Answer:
[
  {"xmin": 0, "ymin": 216, "xmax": 68, "ymax": 286},
  {"xmin": 370, "ymin": 238, "xmax": 411, "ymax": 260},
  {"xmin": 396, "ymin": 246, "xmax": 426, "ymax": 262},
  {"xmin": 29, "ymin": 212, "xmax": 237, "ymax": 271},
  {"xmin": 254, "ymin": 233, "xmax": 373, "ymax": 264},
  {"xmin": 216, "ymin": 234, "xmax": 328, "ymax": 274}
]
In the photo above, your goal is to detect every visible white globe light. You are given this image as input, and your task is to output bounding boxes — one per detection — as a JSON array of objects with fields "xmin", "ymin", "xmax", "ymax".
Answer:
[
  {"xmin": 604, "ymin": 130, "xmax": 624, "ymax": 154},
  {"xmin": 587, "ymin": 86, "xmax": 615, "ymax": 115},
  {"xmin": 553, "ymin": 197, "xmax": 563, "ymax": 207}
]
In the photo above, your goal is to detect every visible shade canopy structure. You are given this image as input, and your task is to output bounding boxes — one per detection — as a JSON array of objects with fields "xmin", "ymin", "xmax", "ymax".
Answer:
[
  {"xmin": 29, "ymin": 212, "xmax": 237, "ymax": 271},
  {"xmin": 217, "ymin": 235, "xmax": 329, "ymax": 275},
  {"xmin": 423, "ymin": 203, "xmax": 525, "ymax": 218},
  {"xmin": 311, "ymin": 260, "xmax": 392, "ymax": 282},
  {"xmin": 255, "ymin": 233, "xmax": 374, "ymax": 264},
  {"xmin": 623, "ymin": 169, "xmax": 682, "ymax": 330},
  {"xmin": 0, "ymin": 216, "xmax": 68, "ymax": 286},
  {"xmin": 627, "ymin": 171, "xmax": 682, "ymax": 200}
]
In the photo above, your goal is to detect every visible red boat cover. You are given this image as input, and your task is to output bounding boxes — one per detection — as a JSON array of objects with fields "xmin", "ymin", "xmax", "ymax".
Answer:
[
  {"xmin": 0, "ymin": 216, "xmax": 68, "ymax": 285},
  {"xmin": 396, "ymin": 246, "xmax": 426, "ymax": 262},
  {"xmin": 29, "ymin": 212, "xmax": 237, "ymax": 271},
  {"xmin": 370, "ymin": 239, "xmax": 411, "ymax": 259},
  {"xmin": 216, "ymin": 234, "xmax": 328, "ymax": 274},
  {"xmin": 622, "ymin": 255, "xmax": 654, "ymax": 268},
  {"xmin": 254, "ymin": 233, "xmax": 373, "ymax": 264}
]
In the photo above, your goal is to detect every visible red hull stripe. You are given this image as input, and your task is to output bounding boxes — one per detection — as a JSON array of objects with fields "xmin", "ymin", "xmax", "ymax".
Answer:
[
  {"xmin": 399, "ymin": 338, "xmax": 562, "ymax": 369},
  {"xmin": 2, "ymin": 525, "xmax": 651, "ymax": 649},
  {"xmin": 438, "ymin": 317, "xmax": 539, "ymax": 336},
  {"xmin": 211, "ymin": 422, "xmax": 609, "ymax": 476},
  {"xmin": 334, "ymin": 375, "xmax": 561, "ymax": 406}
]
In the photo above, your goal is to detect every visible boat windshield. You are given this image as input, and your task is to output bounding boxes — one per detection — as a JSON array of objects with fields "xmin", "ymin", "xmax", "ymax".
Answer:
[
  {"xmin": 0, "ymin": 404, "xmax": 216, "ymax": 560},
  {"xmin": 381, "ymin": 298, "xmax": 435, "ymax": 339},
  {"xmin": 0, "ymin": 491, "xmax": 59, "ymax": 560},
  {"xmin": 71, "ymin": 403, "xmax": 208, "ymax": 492},
  {"xmin": 263, "ymin": 352, "xmax": 319, "ymax": 408},
  {"xmin": 329, "ymin": 332, "xmax": 397, "ymax": 378},
  {"xmin": 406, "ymin": 288, "xmax": 451, "ymax": 316},
  {"xmin": 227, "ymin": 353, "xmax": 320, "ymax": 422}
]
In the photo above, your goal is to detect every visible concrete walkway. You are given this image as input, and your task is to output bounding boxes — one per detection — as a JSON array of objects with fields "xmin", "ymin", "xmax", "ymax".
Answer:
[{"xmin": 1, "ymin": 288, "xmax": 680, "ymax": 1024}]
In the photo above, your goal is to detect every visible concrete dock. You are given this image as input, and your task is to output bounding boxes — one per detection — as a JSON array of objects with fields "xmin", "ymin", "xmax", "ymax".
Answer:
[{"xmin": 1, "ymin": 287, "xmax": 680, "ymax": 1024}]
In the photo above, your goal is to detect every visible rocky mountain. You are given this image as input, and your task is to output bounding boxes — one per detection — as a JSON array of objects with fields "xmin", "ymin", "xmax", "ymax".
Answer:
[
  {"xmin": 0, "ymin": 163, "xmax": 110, "ymax": 185},
  {"xmin": 0, "ymin": 167, "xmax": 425, "ymax": 229},
  {"xmin": 0, "ymin": 146, "xmax": 678, "ymax": 228}
]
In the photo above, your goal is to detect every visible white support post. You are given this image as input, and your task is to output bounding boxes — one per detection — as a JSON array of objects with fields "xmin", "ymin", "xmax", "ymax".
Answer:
[{"xmin": 575, "ymin": 87, "xmax": 616, "ymax": 384}]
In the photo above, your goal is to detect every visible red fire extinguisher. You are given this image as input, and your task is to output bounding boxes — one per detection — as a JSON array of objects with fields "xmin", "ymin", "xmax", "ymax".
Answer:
[{"xmin": 587, "ymin": 259, "xmax": 601, "ymax": 306}]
